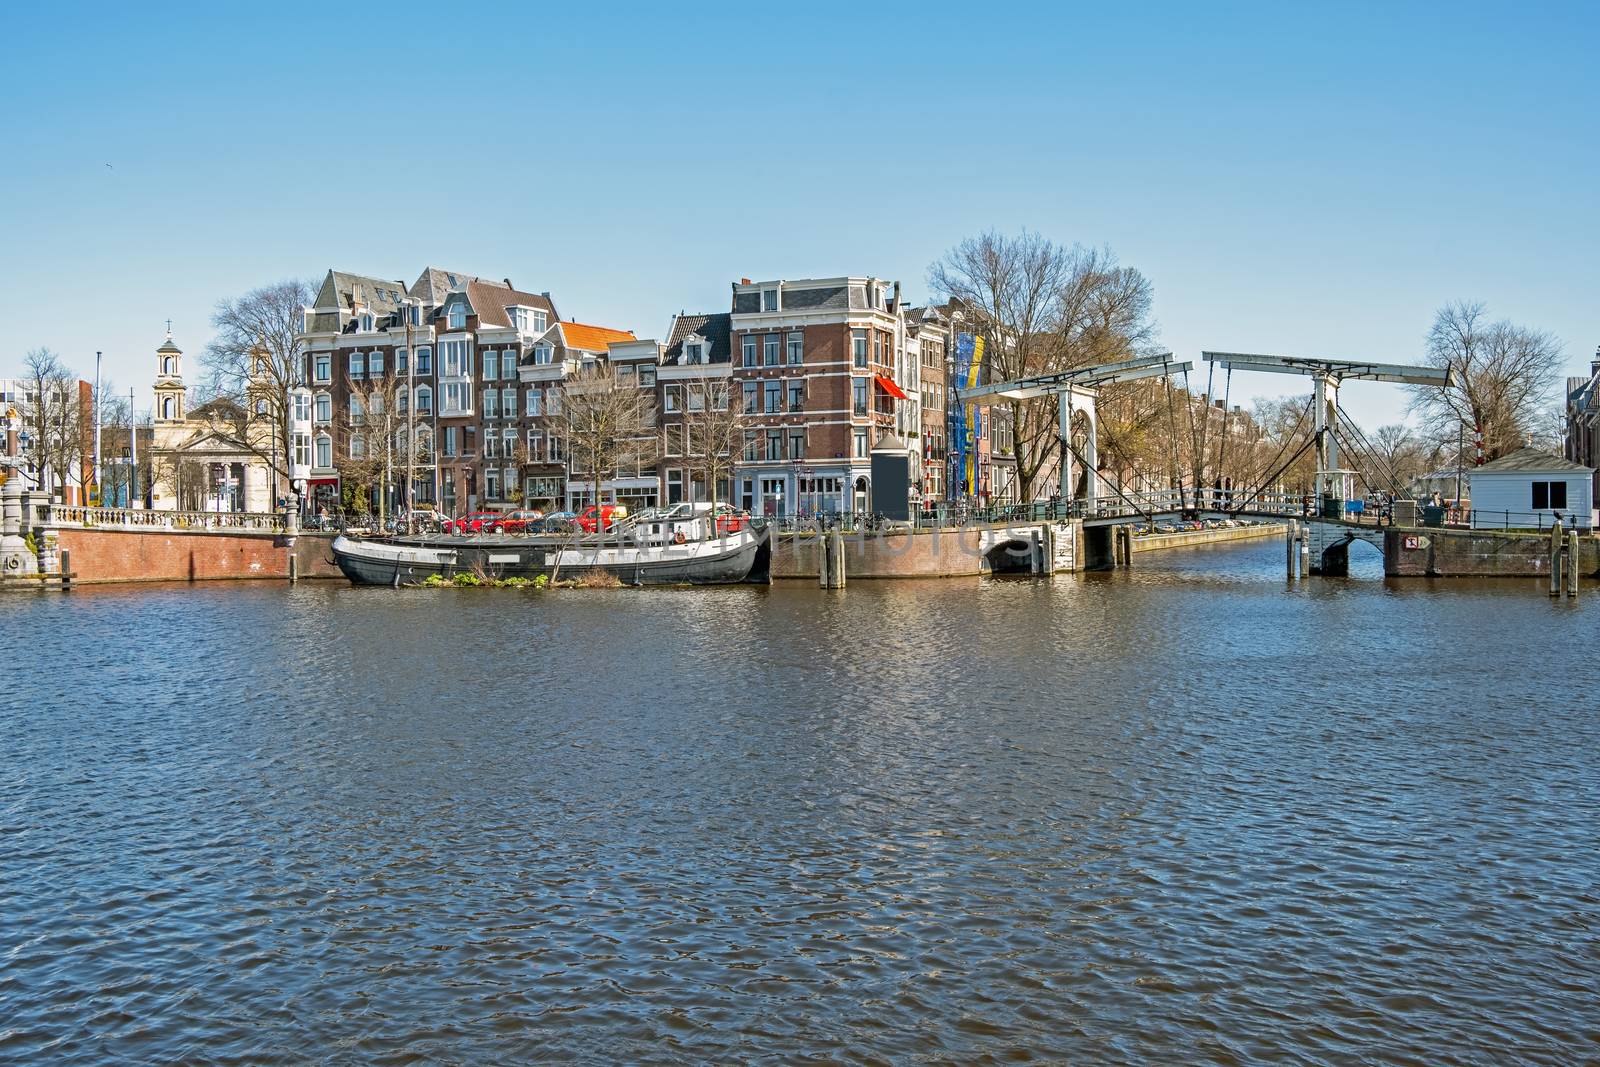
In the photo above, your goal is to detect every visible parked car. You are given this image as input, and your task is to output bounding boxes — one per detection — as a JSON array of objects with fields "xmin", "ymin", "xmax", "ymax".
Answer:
[
  {"xmin": 496, "ymin": 509, "xmax": 545, "ymax": 534},
  {"xmin": 448, "ymin": 512, "xmax": 506, "ymax": 535},
  {"xmin": 577, "ymin": 504, "xmax": 629, "ymax": 533}
]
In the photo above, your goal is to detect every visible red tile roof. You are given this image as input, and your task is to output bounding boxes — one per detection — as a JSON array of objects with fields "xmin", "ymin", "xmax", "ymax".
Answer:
[{"xmin": 560, "ymin": 320, "xmax": 636, "ymax": 353}]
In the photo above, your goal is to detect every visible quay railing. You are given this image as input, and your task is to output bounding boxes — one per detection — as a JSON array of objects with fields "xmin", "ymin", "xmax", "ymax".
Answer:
[{"xmin": 43, "ymin": 504, "xmax": 288, "ymax": 533}]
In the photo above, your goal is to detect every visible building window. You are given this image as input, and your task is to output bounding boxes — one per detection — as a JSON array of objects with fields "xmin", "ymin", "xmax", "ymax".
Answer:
[
  {"xmin": 788, "ymin": 381, "xmax": 804, "ymax": 411},
  {"xmin": 486, "ymin": 469, "xmax": 500, "ymax": 500},
  {"xmin": 350, "ymin": 434, "xmax": 366, "ymax": 460},
  {"xmin": 743, "ymin": 431, "xmax": 759, "ymax": 462},
  {"xmin": 853, "ymin": 430, "xmax": 868, "ymax": 458},
  {"xmin": 368, "ymin": 351, "xmax": 384, "ymax": 376},
  {"xmin": 416, "ymin": 346, "xmax": 432, "ymax": 374},
  {"xmin": 852, "ymin": 329, "xmax": 868, "ymax": 369},
  {"xmin": 1533, "ymin": 481, "xmax": 1568, "ymax": 510},
  {"xmin": 763, "ymin": 335, "xmax": 779, "ymax": 366},
  {"xmin": 742, "ymin": 337, "xmax": 756, "ymax": 368},
  {"xmin": 350, "ymin": 395, "xmax": 365, "ymax": 421},
  {"xmin": 483, "ymin": 389, "xmax": 500, "ymax": 418},
  {"xmin": 527, "ymin": 430, "xmax": 544, "ymax": 460},
  {"xmin": 787, "ymin": 332, "xmax": 803, "ymax": 365},
  {"xmin": 873, "ymin": 333, "xmax": 882, "ymax": 364},
  {"xmin": 549, "ymin": 435, "xmax": 565, "ymax": 463},
  {"xmin": 766, "ymin": 430, "xmax": 783, "ymax": 461},
  {"xmin": 161, "ymin": 396, "xmax": 175, "ymax": 419},
  {"xmin": 533, "ymin": 344, "xmax": 554, "ymax": 365},
  {"xmin": 484, "ymin": 350, "xmax": 500, "ymax": 381},
  {"xmin": 315, "ymin": 435, "xmax": 331, "ymax": 468},
  {"xmin": 398, "ymin": 389, "xmax": 409, "ymax": 415},
  {"xmin": 314, "ymin": 392, "xmax": 331, "ymax": 422},
  {"xmin": 664, "ymin": 385, "xmax": 682, "ymax": 413},
  {"xmin": 464, "ymin": 426, "xmax": 476, "ymax": 455},
  {"xmin": 502, "ymin": 387, "xmax": 515, "ymax": 415},
  {"xmin": 293, "ymin": 433, "xmax": 310, "ymax": 469},
  {"xmin": 485, "ymin": 432, "xmax": 500, "ymax": 459},
  {"xmin": 396, "ymin": 347, "xmax": 408, "ymax": 374},
  {"xmin": 853, "ymin": 378, "xmax": 868, "ymax": 416},
  {"xmin": 448, "ymin": 303, "xmax": 466, "ymax": 330},
  {"xmin": 526, "ymin": 390, "xmax": 542, "ymax": 417},
  {"xmin": 314, "ymin": 354, "xmax": 331, "ymax": 382},
  {"xmin": 789, "ymin": 431, "xmax": 805, "ymax": 460},
  {"xmin": 687, "ymin": 384, "xmax": 706, "ymax": 412},
  {"xmin": 711, "ymin": 382, "xmax": 729, "ymax": 411},
  {"xmin": 503, "ymin": 428, "xmax": 517, "ymax": 458},
  {"xmin": 442, "ymin": 426, "xmax": 457, "ymax": 457},
  {"xmin": 763, "ymin": 381, "xmax": 781, "ymax": 413},
  {"xmin": 667, "ymin": 469, "xmax": 684, "ymax": 504},
  {"xmin": 349, "ymin": 352, "xmax": 365, "ymax": 380},
  {"xmin": 415, "ymin": 385, "xmax": 432, "ymax": 414},
  {"xmin": 742, "ymin": 382, "xmax": 758, "ymax": 414},
  {"xmin": 685, "ymin": 342, "xmax": 704, "ymax": 364},
  {"xmin": 761, "ymin": 288, "xmax": 778, "ymax": 312},
  {"xmin": 640, "ymin": 366, "xmax": 656, "ymax": 388}
]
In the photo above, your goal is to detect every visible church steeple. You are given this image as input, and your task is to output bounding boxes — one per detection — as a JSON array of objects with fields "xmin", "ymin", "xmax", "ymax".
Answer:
[{"xmin": 155, "ymin": 327, "xmax": 185, "ymax": 423}]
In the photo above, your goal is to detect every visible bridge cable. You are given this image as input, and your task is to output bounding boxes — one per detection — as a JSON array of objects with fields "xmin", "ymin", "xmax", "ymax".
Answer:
[
  {"xmin": 1213, "ymin": 366, "xmax": 1234, "ymax": 507},
  {"xmin": 1162, "ymin": 358, "xmax": 1186, "ymax": 511},
  {"xmin": 1058, "ymin": 429, "xmax": 1154, "ymax": 525},
  {"xmin": 1222, "ymin": 394, "xmax": 1313, "ymax": 511},
  {"xmin": 1181, "ymin": 366, "xmax": 1204, "ymax": 511},
  {"xmin": 1226, "ymin": 435, "xmax": 1318, "ymax": 516}
]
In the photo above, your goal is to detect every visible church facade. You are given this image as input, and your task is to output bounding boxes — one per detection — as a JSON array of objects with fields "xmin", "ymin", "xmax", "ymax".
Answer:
[{"xmin": 149, "ymin": 332, "xmax": 277, "ymax": 513}]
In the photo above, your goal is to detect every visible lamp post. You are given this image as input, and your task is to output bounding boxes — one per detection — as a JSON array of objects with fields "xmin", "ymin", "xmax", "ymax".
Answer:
[{"xmin": 93, "ymin": 350, "xmax": 102, "ymax": 506}]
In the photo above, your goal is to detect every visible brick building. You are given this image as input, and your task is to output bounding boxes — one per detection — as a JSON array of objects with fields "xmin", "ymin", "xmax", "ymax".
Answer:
[{"xmin": 727, "ymin": 276, "xmax": 910, "ymax": 518}]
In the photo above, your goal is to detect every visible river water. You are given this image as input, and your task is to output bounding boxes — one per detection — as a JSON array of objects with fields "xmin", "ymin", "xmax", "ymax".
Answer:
[{"xmin": 2, "ymin": 540, "xmax": 1596, "ymax": 1064}]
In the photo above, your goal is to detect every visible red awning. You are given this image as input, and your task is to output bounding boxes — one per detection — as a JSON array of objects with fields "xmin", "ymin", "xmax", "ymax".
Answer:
[
  {"xmin": 307, "ymin": 477, "xmax": 340, "ymax": 487},
  {"xmin": 874, "ymin": 374, "xmax": 909, "ymax": 400}
]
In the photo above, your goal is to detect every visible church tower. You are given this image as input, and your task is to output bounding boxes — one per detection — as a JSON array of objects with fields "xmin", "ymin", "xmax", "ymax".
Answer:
[{"xmin": 154, "ymin": 327, "xmax": 185, "ymax": 424}]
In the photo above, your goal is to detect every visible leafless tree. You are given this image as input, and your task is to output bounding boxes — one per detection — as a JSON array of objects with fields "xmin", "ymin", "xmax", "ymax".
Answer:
[
  {"xmin": 20, "ymin": 347, "xmax": 83, "ymax": 498},
  {"xmin": 683, "ymin": 378, "xmax": 745, "ymax": 511},
  {"xmin": 931, "ymin": 232, "xmax": 1157, "ymax": 500},
  {"xmin": 332, "ymin": 374, "xmax": 419, "ymax": 526},
  {"xmin": 562, "ymin": 363, "xmax": 660, "ymax": 524},
  {"xmin": 1407, "ymin": 301, "xmax": 1564, "ymax": 462},
  {"xmin": 201, "ymin": 279, "xmax": 314, "ymax": 491}
]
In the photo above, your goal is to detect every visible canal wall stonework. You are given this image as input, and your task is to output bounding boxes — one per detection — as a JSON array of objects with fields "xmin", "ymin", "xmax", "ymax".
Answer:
[
  {"xmin": 1383, "ymin": 527, "xmax": 1600, "ymax": 578},
  {"xmin": 772, "ymin": 522, "xmax": 1078, "ymax": 579},
  {"xmin": 53, "ymin": 527, "xmax": 343, "ymax": 584},
  {"xmin": 1131, "ymin": 524, "xmax": 1284, "ymax": 553}
]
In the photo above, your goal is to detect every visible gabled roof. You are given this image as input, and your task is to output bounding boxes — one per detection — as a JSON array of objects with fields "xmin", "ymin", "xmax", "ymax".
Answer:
[
  {"xmin": 410, "ymin": 267, "xmax": 498, "ymax": 307},
  {"xmin": 1475, "ymin": 446, "xmax": 1592, "ymax": 474},
  {"xmin": 663, "ymin": 312, "xmax": 731, "ymax": 366},
  {"xmin": 308, "ymin": 270, "xmax": 411, "ymax": 333},
  {"xmin": 557, "ymin": 320, "xmax": 636, "ymax": 353}
]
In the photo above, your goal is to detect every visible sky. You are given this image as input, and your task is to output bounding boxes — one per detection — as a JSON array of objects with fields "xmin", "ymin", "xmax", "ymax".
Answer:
[{"xmin": 2, "ymin": 0, "xmax": 1595, "ymax": 429}]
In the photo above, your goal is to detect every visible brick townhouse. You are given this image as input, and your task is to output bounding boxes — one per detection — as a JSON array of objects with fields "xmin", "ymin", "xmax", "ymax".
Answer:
[
  {"xmin": 727, "ymin": 276, "xmax": 910, "ymax": 518},
  {"xmin": 297, "ymin": 267, "xmax": 631, "ymax": 515}
]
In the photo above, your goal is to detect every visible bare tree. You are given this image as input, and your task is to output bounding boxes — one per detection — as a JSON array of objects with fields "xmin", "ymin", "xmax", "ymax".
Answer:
[
  {"xmin": 20, "ymin": 348, "xmax": 84, "ymax": 498},
  {"xmin": 332, "ymin": 373, "xmax": 415, "ymax": 526},
  {"xmin": 561, "ymin": 363, "xmax": 660, "ymax": 526},
  {"xmin": 201, "ymin": 279, "xmax": 314, "ymax": 495},
  {"xmin": 1407, "ymin": 301, "xmax": 1564, "ymax": 462},
  {"xmin": 931, "ymin": 233, "xmax": 1157, "ymax": 500},
  {"xmin": 682, "ymin": 379, "xmax": 745, "ymax": 512}
]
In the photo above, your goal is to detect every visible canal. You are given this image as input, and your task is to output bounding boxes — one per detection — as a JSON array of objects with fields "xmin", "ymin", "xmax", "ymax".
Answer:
[{"xmin": 2, "ymin": 539, "xmax": 1596, "ymax": 1063}]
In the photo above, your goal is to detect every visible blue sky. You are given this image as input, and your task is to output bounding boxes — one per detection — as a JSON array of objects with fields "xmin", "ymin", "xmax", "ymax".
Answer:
[{"xmin": 2, "ymin": 1, "xmax": 1594, "ymax": 428}]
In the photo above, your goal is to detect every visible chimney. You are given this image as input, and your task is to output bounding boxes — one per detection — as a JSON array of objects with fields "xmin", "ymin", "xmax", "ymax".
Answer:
[
  {"xmin": 740, "ymin": 278, "xmax": 751, "ymax": 286},
  {"xmin": 504, "ymin": 278, "xmax": 513, "ymax": 290}
]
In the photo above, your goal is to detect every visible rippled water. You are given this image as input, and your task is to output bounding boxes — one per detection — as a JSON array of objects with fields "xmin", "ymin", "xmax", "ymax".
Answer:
[{"xmin": 3, "ymin": 540, "xmax": 1597, "ymax": 1064}]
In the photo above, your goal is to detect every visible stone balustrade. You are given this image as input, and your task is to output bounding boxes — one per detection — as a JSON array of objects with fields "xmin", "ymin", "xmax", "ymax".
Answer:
[{"xmin": 44, "ymin": 504, "xmax": 287, "ymax": 533}]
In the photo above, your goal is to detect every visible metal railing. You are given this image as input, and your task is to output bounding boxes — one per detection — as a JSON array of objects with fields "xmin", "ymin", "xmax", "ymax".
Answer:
[{"xmin": 44, "ymin": 504, "xmax": 287, "ymax": 532}]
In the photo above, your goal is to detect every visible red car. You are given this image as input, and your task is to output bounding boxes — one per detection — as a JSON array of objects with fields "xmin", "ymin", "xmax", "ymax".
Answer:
[
  {"xmin": 577, "ymin": 504, "xmax": 629, "ymax": 533},
  {"xmin": 497, "ymin": 509, "xmax": 544, "ymax": 533},
  {"xmin": 447, "ymin": 512, "xmax": 505, "ymax": 535}
]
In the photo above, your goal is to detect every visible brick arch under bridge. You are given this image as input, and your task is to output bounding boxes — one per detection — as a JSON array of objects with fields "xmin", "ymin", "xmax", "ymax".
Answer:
[{"xmin": 1306, "ymin": 520, "xmax": 1386, "ymax": 576}]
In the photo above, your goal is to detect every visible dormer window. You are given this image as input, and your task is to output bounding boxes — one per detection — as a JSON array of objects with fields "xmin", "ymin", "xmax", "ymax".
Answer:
[
  {"xmin": 685, "ymin": 341, "xmax": 704, "ymax": 365},
  {"xmin": 761, "ymin": 288, "xmax": 779, "ymax": 312},
  {"xmin": 533, "ymin": 310, "xmax": 547, "ymax": 333},
  {"xmin": 447, "ymin": 303, "xmax": 467, "ymax": 330},
  {"xmin": 533, "ymin": 344, "xmax": 554, "ymax": 365},
  {"xmin": 360, "ymin": 313, "xmax": 374, "ymax": 332}
]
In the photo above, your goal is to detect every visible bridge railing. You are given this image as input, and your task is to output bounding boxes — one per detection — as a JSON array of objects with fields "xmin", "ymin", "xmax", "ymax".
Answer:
[{"xmin": 44, "ymin": 504, "xmax": 287, "ymax": 533}]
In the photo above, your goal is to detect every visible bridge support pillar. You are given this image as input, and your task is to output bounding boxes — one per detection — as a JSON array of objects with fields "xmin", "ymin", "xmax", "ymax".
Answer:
[{"xmin": 0, "ymin": 476, "xmax": 38, "ymax": 578}]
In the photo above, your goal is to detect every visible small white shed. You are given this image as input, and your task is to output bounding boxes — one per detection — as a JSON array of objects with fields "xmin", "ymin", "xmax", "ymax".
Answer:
[{"xmin": 1469, "ymin": 447, "xmax": 1594, "ymax": 530}]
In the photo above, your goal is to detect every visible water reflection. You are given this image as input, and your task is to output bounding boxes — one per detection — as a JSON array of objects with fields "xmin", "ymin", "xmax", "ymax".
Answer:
[{"xmin": 1, "ymin": 540, "xmax": 1596, "ymax": 1063}]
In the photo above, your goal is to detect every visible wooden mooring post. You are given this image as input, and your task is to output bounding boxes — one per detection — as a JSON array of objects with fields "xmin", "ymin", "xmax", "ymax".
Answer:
[
  {"xmin": 1567, "ymin": 529, "xmax": 1580, "ymax": 599},
  {"xmin": 1550, "ymin": 520, "xmax": 1563, "ymax": 598}
]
